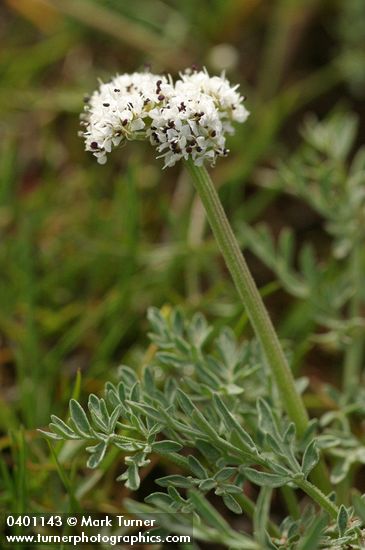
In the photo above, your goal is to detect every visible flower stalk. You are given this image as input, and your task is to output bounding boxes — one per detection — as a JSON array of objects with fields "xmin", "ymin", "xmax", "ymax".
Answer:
[{"xmin": 185, "ymin": 159, "xmax": 309, "ymax": 434}]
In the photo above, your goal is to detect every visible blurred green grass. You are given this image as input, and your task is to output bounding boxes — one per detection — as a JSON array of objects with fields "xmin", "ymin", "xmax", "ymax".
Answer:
[{"xmin": 0, "ymin": 0, "xmax": 364, "ymax": 517}]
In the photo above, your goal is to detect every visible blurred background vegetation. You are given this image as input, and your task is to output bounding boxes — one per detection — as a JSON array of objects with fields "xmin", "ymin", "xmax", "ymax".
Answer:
[{"xmin": 0, "ymin": 0, "xmax": 365, "ymax": 524}]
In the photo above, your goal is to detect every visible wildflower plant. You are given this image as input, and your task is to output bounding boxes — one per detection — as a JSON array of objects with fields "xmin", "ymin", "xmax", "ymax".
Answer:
[{"xmin": 43, "ymin": 69, "xmax": 365, "ymax": 548}]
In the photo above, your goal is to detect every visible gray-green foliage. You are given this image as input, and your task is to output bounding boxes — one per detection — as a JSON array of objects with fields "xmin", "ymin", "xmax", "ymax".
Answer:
[
  {"xmin": 240, "ymin": 110, "xmax": 365, "ymax": 349},
  {"xmin": 43, "ymin": 307, "xmax": 365, "ymax": 549}
]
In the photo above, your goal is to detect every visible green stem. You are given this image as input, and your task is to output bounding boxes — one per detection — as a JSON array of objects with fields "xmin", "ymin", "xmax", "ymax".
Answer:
[
  {"xmin": 295, "ymin": 478, "xmax": 338, "ymax": 519},
  {"xmin": 186, "ymin": 160, "xmax": 308, "ymax": 435},
  {"xmin": 343, "ymin": 240, "xmax": 364, "ymax": 396},
  {"xmin": 236, "ymin": 493, "xmax": 281, "ymax": 538},
  {"xmin": 185, "ymin": 160, "xmax": 331, "ymax": 495}
]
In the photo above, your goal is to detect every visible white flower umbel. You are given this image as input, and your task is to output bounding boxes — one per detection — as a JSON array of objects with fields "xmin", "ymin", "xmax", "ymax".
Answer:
[
  {"xmin": 81, "ymin": 68, "xmax": 248, "ymax": 167},
  {"xmin": 81, "ymin": 72, "xmax": 174, "ymax": 164},
  {"xmin": 148, "ymin": 68, "xmax": 249, "ymax": 168}
]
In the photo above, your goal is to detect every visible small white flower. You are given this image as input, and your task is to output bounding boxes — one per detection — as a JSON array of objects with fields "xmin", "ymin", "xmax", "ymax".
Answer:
[
  {"xmin": 81, "ymin": 72, "xmax": 174, "ymax": 164},
  {"xmin": 148, "ymin": 69, "xmax": 248, "ymax": 168},
  {"xmin": 176, "ymin": 68, "xmax": 249, "ymax": 127}
]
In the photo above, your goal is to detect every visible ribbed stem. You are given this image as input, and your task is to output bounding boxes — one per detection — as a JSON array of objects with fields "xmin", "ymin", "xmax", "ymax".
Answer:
[
  {"xmin": 295, "ymin": 478, "xmax": 338, "ymax": 519},
  {"xmin": 186, "ymin": 160, "xmax": 309, "ymax": 434}
]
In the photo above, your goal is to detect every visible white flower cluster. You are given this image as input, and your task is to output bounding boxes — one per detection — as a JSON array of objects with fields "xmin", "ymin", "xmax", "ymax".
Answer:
[
  {"xmin": 81, "ymin": 68, "xmax": 249, "ymax": 167},
  {"xmin": 81, "ymin": 72, "xmax": 174, "ymax": 165}
]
